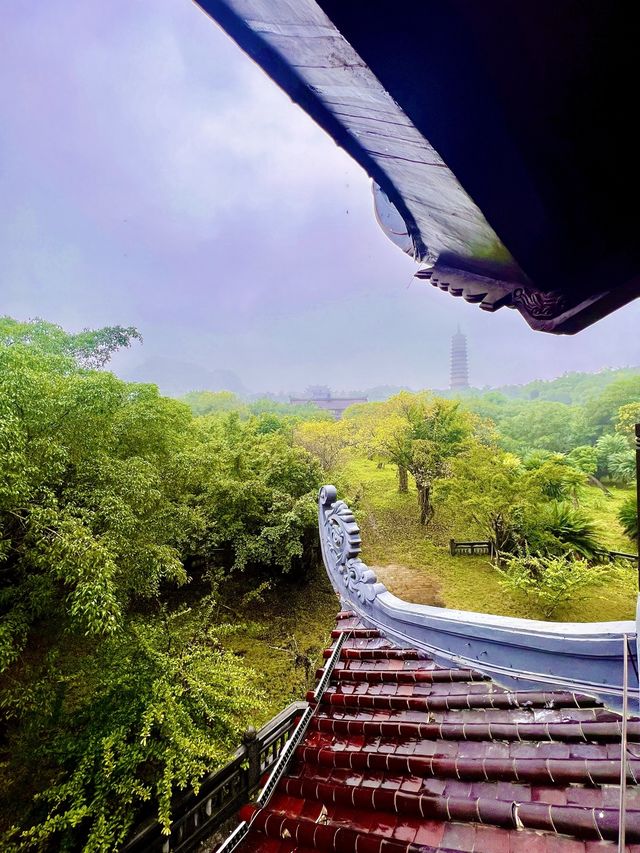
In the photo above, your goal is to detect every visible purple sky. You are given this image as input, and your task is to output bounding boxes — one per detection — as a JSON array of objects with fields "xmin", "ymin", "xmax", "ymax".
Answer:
[{"xmin": 1, "ymin": 0, "xmax": 638, "ymax": 395}]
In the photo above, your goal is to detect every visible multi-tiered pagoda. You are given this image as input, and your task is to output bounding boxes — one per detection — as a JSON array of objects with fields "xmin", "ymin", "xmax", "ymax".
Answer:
[{"xmin": 450, "ymin": 328, "xmax": 469, "ymax": 390}]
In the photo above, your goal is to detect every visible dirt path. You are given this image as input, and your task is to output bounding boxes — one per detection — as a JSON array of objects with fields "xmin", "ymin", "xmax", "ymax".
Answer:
[{"xmin": 372, "ymin": 563, "xmax": 444, "ymax": 607}]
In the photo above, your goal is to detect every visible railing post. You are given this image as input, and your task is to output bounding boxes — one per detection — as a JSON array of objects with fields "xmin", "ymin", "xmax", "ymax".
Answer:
[
  {"xmin": 635, "ymin": 424, "xmax": 640, "ymax": 691},
  {"xmin": 449, "ymin": 539, "xmax": 456, "ymax": 556},
  {"xmin": 636, "ymin": 423, "xmax": 640, "ymax": 590},
  {"xmin": 242, "ymin": 726, "xmax": 260, "ymax": 795}
]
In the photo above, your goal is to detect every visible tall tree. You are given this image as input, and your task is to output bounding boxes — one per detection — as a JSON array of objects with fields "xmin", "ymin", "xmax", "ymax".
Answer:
[
  {"xmin": 294, "ymin": 419, "xmax": 347, "ymax": 472},
  {"xmin": 0, "ymin": 315, "xmax": 142, "ymax": 368},
  {"xmin": 615, "ymin": 402, "xmax": 640, "ymax": 446},
  {"xmin": 382, "ymin": 394, "xmax": 474, "ymax": 524},
  {"xmin": 439, "ymin": 447, "xmax": 541, "ymax": 552}
]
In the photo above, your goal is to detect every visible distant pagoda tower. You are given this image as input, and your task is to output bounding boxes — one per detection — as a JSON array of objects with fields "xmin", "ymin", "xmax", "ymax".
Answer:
[{"xmin": 450, "ymin": 327, "xmax": 469, "ymax": 390}]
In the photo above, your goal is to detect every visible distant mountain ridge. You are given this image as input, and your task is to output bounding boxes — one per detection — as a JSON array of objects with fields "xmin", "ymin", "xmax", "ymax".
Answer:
[
  {"xmin": 116, "ymin": 363, "xmax": 640, "ymax": 408},
  {"xmin": 118, "ymin": 358, "xmax": 247, "ymax": 397}
]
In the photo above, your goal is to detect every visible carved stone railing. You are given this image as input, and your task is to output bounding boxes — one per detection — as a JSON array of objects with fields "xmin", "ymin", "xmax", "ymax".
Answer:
[
  {"xmin": 449, "ymin": 538, "xmax": 637, "ymax": 563},
  {"xmin": 319, "ymin": 485, "xmax": 639, "ymax": 711},
  {"xmin": 449, "ymin": 539, "xmax": 495, "ymax": 557},
  {"xmin": 318, "ymin": 485, "xmax": 386, "ymax": 606},
  {"xmin": 594, "ymin": 549, "xmax": 638, "ymax": 564},
  {"xmin": 123, "ymin": 702, "xmax": 305, "ymax": 853}
]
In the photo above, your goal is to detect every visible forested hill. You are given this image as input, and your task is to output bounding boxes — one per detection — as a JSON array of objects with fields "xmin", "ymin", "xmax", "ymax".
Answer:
[
  {"xmin": 289, "ymin": 369, "xmax": 640, "ymax": 409},
  {"xmin": 477, "ymin": 367, "xmax": 640, "ymax": 405}
]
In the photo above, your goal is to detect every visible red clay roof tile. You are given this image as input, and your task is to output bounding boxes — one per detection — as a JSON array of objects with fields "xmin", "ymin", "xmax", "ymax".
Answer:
[{"xmin": 233, "ymin": 615, "xmax": 639, "ymax": 852}]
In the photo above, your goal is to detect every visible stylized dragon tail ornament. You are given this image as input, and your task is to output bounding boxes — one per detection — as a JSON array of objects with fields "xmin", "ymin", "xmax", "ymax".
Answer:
[{"xmin": 318, "ymin": 486, "xmax": 387, "ymax": 605}]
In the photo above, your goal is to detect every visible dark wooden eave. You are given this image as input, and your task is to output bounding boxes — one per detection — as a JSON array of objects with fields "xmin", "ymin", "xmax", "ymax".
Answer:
[{"xmin": 196, "ymin": 1, "xmax": 640, "ymax": 334}]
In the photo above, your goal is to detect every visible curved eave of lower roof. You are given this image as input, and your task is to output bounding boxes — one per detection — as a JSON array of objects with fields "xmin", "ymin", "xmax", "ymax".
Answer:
[
  {"xmin": 195, "ymin": 0, "xmax": 640, "ymax": 334},
  {"xmin": 234, "ymin": 610, "xmax": 640, "ymax": 852},
  {"xmin": 319, "ymin": 485, "xmax": 639, "ymax": 712}
]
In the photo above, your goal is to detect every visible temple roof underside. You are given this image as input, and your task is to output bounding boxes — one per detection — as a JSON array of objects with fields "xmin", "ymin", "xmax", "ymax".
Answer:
[{"xmin": 197, "ymin": 1, "xmax": 640, "ymax": 334}]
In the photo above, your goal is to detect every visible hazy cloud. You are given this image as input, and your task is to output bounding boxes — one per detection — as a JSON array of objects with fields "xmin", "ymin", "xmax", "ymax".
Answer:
[{"xmin": 1, "ymin": 0, "xmax": 638, "ymax": 394}]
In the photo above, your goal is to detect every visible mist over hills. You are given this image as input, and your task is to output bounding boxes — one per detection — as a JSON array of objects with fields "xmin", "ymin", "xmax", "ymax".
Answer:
[
  {"xmin": 483, "ymin": 367, "xmax": 640, "ymax": 405},
  {"xmin": 116, "ymin": 359, "xmax": 640, "ymax": 409},
  {"xmin": 119, "ymin": 358, "xmax": 246, "ymax": 397}
]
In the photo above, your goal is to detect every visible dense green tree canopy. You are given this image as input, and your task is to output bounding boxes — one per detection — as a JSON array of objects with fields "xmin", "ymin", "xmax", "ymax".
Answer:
[
  {"xmin": 0, "ymin": 325, "xmax": 322, "ymax": 850},
  {"xmin": 583, "ymin": 376, "xmax": 640, "ymax": 439},
  {"xmin": 496, "ymin": 401, "xmax": 587, "ymax": 455}
]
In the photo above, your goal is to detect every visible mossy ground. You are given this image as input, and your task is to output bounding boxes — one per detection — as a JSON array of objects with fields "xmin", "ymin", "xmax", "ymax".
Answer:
[{"xmin": 216, "ymin": 562, "xmax": 338, "ymax": 724}]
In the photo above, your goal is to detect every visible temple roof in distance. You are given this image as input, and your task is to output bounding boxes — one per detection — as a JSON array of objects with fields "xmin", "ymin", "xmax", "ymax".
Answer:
[
  {"xmin": 289, "ymin": 397, "xmax": 367, "ymax": 419},
  {"xmin": 234, "ymin": 611, "xmax": 640, "ymax": 852},
  {"xmin": 196, "ymin": 2, "xmax": 640, "ymax": 335}
]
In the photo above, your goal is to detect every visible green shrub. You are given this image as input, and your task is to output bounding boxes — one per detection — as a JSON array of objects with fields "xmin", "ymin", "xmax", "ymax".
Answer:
[
  {"xmin": 3, "ymin": 611, "xmax": 262, "ymax": 851},
  {"xmin": 608, "ymin": 452, "xmax": 637, "ymax": 486},
  {"xmin": 595, "ymin": 433, "xmax": 635, "ymax": 483},
  {"xmin": 498, "ymin": 553, "xmax": 606, "ymax": 619}
]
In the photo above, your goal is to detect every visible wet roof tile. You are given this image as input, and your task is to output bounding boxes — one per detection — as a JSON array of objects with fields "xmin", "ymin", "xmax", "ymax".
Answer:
[{"xmin": 233, "ymin": 612, "xmax": 639, "ymax": 852}]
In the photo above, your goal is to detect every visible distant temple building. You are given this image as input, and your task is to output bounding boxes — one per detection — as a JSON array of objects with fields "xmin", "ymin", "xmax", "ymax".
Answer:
[
  {"xmin": 450, "ymin": 328, "xmax": 470, "ymax": 390},
  {"xmin": 290, "ymin": 385, "xmax": 367, "ymax": 419}
]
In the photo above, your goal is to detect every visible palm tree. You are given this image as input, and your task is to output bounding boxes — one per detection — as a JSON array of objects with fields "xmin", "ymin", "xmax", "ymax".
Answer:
[
  {"xmin": 618, "ymin": 495, "xmax": 638, "ymax": 544},
  {"xmin": 539, "ymin": 502, "xmax": 604, "ymax": 560}
]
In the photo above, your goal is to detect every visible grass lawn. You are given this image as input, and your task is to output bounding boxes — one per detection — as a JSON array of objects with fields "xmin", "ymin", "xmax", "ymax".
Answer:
[
  {"xmin": 580, "ymin": 484, "xmax": 637, "ymax": 552},
  {"xmin": 334, "ymin": 456, "xmax": 637, "ymax": 623}
]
